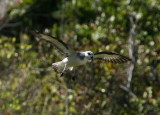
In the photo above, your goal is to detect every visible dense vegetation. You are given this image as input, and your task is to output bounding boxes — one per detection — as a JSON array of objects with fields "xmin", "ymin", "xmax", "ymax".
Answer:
[{"xmin": 0, "ymin": 0, "xmax": 159, "ymax": 114}]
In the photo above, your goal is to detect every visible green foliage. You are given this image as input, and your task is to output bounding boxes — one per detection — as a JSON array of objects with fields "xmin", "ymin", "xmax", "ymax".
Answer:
[{"xmin": 0, "ymin": 0, "xmax": 160, "ymax": 114}]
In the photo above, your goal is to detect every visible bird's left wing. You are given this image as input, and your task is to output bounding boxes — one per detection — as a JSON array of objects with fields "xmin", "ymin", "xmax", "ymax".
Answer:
[
  {"xmin": 93, "ymin": 52, "xmax": 131, "ymax": 63},
  {"xmin": 32, "ymin": 31, "xmax": 75, "ymax": 56}
]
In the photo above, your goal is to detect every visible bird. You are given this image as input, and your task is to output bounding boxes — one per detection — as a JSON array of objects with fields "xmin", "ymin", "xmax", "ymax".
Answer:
[{"xmin": 32, "ymin": 31, "xmax": 131, "ymax": 76}]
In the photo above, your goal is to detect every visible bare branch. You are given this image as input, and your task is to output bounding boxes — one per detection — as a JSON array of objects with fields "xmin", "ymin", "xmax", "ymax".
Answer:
[
  {"xmin": 119, "ymin": 85, "xmax": 138, "ymax": 99},
  {"xmin": 0, "ymin": 0, "xmax": 8, "ymax": 19},
  {"xmin": 126, "ymin": 12, "xmax": 138, "ymax": 88},
  {"xmin": 65, "ymin": 88, "xmax": 69, "ymax": 115}
]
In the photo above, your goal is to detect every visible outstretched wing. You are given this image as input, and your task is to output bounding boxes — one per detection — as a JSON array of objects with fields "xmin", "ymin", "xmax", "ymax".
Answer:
[
  {"xmin": 32, "ymin": 31, "xmax": 75, "ymax": 56},
  {"xmin": 93, "ymin": 52, "xmax": 131, "ymax": 63}
]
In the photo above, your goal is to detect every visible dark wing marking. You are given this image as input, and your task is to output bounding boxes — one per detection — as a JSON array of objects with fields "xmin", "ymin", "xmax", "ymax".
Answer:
[
  {"xmin": 31, "ymin": 31, "xmax": 75, "ymax": 56},
  {"xmin": 93, "ymin": 52, "xmax": 131, "ymax": 63},
  {"xmin": 76, "ymin": 52, "xmax": 85, "ymax": 60}
]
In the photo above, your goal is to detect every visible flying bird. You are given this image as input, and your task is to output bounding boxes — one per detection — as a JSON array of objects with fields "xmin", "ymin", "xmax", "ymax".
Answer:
[{"xmin": 32, "ymin": 31, "xmax": 131, "ymax": 76}]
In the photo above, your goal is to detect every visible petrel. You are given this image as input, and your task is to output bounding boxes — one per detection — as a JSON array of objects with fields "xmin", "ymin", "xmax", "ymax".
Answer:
[{"xmin": 32, "ymin": 31, "xmax": 131, "ymax": 76}]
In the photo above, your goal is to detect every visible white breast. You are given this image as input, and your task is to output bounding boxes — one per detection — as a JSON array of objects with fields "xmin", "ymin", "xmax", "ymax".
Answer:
[{"xmin": 67, "ymin": 55, "xmax": 88, "ymax": 67}]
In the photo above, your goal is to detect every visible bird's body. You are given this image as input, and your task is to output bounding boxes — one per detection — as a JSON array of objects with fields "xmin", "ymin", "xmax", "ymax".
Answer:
[
  {"xmin": 32, "ymin": 31, "xmax": 131, "ymax": 76},
  {"xmin": 68, "ymin": 52, "xmax": 88, "ymax": 66},
  {"xmin": 52, "ymin": 51, "xmax": 91, "ymax": 73}
]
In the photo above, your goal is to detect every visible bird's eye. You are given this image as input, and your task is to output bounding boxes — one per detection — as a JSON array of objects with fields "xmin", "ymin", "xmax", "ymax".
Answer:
[{"xmin": 88, "ymin": 52, "xmax": 91, "ymax": 55}]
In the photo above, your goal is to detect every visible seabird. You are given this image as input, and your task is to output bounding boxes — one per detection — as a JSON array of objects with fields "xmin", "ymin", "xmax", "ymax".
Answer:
[{"xmin": 32, "ymin": 31, "xmax": 131, "ymax": 76}]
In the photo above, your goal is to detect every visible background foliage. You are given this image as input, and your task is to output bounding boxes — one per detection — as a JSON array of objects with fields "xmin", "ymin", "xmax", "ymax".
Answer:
[{"xmin": 0, "ymin": 0, "xmax": 160, "ymax": 114}]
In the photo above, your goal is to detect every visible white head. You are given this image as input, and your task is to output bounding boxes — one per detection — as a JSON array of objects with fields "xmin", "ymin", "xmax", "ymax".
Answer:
[{"xmin": 84, "ymin": 51, "xmax": 94, "ymax": 60}]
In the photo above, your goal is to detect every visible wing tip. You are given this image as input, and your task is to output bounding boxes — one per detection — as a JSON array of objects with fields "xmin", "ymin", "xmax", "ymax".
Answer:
[
  {"xmin": 113, "ymin": 55, "xmax": 131, "ymax": 64},
  {"xmin": 94, "ymin": 51, "xmax": 131, "ymax": 64},
  {"xmin": 31, "ymin": 30, "xmax": 69, "ymax": 50},
  {"xmin": 120, "ymin": 56, "xmax": 131, "ymax": 62}
]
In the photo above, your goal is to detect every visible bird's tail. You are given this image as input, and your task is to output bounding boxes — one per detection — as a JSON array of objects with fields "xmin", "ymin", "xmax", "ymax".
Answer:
[{"xmin": 52, "ymin": 61, "xmax": 65, "ymax": 73}]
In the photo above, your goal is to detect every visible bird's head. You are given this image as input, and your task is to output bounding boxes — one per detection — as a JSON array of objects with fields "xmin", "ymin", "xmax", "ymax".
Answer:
[{"xmin": 84, "ymin": 51, "xmax": 94, "ymax": 60}]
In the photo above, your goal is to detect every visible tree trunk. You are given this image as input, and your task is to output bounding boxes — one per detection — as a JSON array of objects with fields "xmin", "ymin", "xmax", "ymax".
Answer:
[{"xmin": 127, "ymin": 14, "xmax": 137, "ymax": 88}]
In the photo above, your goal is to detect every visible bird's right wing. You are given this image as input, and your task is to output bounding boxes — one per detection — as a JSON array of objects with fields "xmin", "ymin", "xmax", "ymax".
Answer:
[
  {"xmin": 31, "ymin": 31, "xmax": 75, "ymax": 56},
  {"xmin": 93, "ymin": 52, "xmax": 131, "ymax": 63}
]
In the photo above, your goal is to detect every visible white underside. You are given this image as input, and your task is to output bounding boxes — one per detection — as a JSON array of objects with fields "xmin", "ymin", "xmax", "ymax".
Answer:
[{"xmin": 52, "ymin": 56, "xmax": 88, "ymax": 73}]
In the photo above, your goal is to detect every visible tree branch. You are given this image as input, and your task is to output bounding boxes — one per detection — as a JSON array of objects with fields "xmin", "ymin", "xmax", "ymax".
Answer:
[
  {"xmin": 119, "ymin": 85, "xmax": 137, "ymax": 99},
  {"xmin": 127, "ymin": 12, "xmax": 138, "ymax": 88}
]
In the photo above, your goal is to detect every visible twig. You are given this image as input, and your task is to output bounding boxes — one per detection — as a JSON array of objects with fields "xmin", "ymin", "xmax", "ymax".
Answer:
[
  {"xmin": 65, "ymin": 88, "xmax": 69, "ymax": 115},
  {"xmin": 29, "ymin": 67, "xmax": 53, "ymax": 72},
  {"xmin": 119, "ymin": 85, "xmax": 138, "ymax": 99},
  {"xmin": 42, "ymin": 96, "xmax": 49, "ymax": 115}
]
